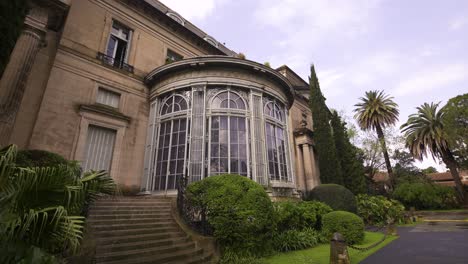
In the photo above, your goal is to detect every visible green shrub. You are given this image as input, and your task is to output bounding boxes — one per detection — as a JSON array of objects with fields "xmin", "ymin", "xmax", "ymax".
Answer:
[
  {"xmin": 322, "ymin": 211, "xmax": 365, "ymax": 244},
  {"xmin": 393, "ymin": 182, "xmax": 459, "ymax": 210},
  {"xmin": 15, "ymin": 149, "xmax": 70, "ymax": 168},
  {"xmin": 186, "ymin": 174, "xmax": 275, "ymax": 256},
  {"xmin": 304, "ymin": 184, "xmax": 357, "ymax": 213},
  {"xmin": 272, "ymin": 228, "xmax": 321, "ymax": 252},
  {"xmin": 274, "ymin": 201, "xmax": 332, "ymax": 232},
  {"xmin": 356, "ymin": 194, "xmax": 405, "ymax": 226}
]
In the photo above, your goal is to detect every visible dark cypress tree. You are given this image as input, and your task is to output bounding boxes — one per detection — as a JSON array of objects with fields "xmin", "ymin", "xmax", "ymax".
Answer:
[
  {"xmin": 309, "ymin": 65, "xmax": 343, "ymax": 184},
  {"xmin": 330, "ymin": 111, "xmax": 367, "ymax": 194}
]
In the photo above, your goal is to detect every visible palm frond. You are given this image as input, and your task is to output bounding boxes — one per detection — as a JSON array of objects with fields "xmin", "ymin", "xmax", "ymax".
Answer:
[
  {"xmin": 354, "ymin": 90, "xmax": 399, "ymax": 131},
  {"xmin": 400, "ymin": 102, "xmax": 449, "ymax": 160}
]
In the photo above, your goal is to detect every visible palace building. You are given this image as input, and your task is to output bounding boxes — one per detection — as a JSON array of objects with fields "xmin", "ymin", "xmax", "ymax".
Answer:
[{"xmin": 0, "ymin": 0, "xmax": 320, "ymax": 197}]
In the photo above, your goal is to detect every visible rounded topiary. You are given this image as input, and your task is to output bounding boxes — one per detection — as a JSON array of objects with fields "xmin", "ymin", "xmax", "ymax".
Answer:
[
  {"xmin": 15, "ymin": 149, "xmax": 69, "ymax": 168},
  {"xmin": 322, "ymin": 211, "xmax": 365, "ymax": 244},
  {"xmin": 186, "ymin": 174, "xmax": 275, "ymax": 255},
  {"xmin": 305, "ymin": 184, "xmax": 357, "ymax": 213}
]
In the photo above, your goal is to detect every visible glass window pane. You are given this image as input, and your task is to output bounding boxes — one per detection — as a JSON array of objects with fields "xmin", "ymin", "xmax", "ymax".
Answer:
[
  {"xmin": 212, "ymin": 117, "xmax": 219, "ymax": 129},
  {"xmin": 211, "ymin": 144, "xmax": 219, "ymax": 157},
  {"xmin": 220, "ymin": 144, "xmax": 228, "ymax": 157},
  {"xmin": 230, "ymin": 144, "xmax": 238, "ymax": 157},
  {"xmin": 220, "ymin": 116, "xmax": 228, "ymax": 129}
]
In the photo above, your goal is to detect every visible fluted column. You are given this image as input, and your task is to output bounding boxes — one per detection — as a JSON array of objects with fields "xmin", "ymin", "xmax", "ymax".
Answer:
[
  {"xmin": 295, "ymin": 144, "xmax": 306, "ymax": 191},
  {"xmin": 302, "ymin": 143, "xmax": 316, "ymax": 190},
  {"xmin": 0, "ymin": 5, "xmax": 48, "ymax": 147}
]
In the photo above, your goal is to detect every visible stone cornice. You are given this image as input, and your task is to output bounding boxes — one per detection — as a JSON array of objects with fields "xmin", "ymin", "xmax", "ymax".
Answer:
[
  {"xmin": 145, "ymin": 56, "xmax": 296, "ymax": 107},
  {"xmin": 79, "ymin": 104, "xmax": 131, "ymax": 123}
]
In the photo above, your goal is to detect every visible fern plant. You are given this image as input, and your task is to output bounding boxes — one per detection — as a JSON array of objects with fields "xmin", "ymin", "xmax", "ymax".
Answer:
[{"xmin": 0, "ymin": 145, "xmax": 118, "ymax": 263}]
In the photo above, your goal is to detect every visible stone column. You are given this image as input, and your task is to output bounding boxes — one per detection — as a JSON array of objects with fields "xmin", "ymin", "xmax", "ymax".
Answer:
[
  {"xmin": 0, "ymin": 6, "xmax": 48, "ymax": 147},
  {"xmin": 302, "ymin": 143, "xmax": 316, "ymax": 190},
  {"xmin": 295, "ymin": 144, "xmax": 306, "ymax": 191},
  {"xmin": 309, "ymin": 145, "xmax": 320, "ymax": 187}
]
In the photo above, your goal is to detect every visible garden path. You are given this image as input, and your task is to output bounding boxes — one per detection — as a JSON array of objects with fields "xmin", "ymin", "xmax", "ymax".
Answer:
[{"xmin": 361, "ymin": 217, "xmax": 468, "ymax": 264}]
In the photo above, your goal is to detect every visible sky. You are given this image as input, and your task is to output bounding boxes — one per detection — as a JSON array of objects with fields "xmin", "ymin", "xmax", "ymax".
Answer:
[{"xmin": 159, "ymin": 0, "xmax": 468, "ymax": 171}]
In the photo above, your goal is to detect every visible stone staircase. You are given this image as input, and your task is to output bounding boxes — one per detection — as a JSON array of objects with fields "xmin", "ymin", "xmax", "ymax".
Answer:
[{"xmin": 87, "ymin": 197, "xmax": 212, "ymax": 264}]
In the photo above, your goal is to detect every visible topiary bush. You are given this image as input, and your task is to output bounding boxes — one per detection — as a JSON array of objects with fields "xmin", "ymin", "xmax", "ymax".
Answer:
[
  {"xmin": 356, "ymin": 194, "xmax": 405, "ymax": 226},
  {"xmin": 274, "ymin": 201, "xmax": 332, "ymax": 232},
  {"xmin": 15, "ymin": 149, "xmax": 71, "ymax": 168},
  {"xmin": 304, "ymin": 184, "xmax": 357, "ymax": 213},
  {"xmin": 393, "ymin": 182, "xmax": 459, "ymax": 210},
  {"xmin": 186, "ymin": 174, "xmax": 275, "ymax": 257},
  {"xmin": 322, "ymin": 211, "xmax": 365, "ymax": 244}
]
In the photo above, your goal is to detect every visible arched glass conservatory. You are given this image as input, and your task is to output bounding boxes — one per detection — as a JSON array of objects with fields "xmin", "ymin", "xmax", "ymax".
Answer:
[{"xmin": 142, "ymin": 56, "xmax": 296, "ymax": 193}]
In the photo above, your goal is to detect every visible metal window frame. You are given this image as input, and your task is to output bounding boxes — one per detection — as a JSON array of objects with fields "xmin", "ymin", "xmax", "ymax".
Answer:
[{"xmin": 206, "ymin": 88, "xmax": 250, "ymax": 177}]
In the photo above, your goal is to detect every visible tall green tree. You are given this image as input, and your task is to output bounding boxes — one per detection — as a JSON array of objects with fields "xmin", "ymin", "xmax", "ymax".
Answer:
[
  {"xmin": 330, "ymin": 111, "xmax": 366, "ymax": 194},
  {"xmin": 0, "ymin": 0, "xmax": 28, "ymax": 77},
  {"xmin": 401, "ymin": 102, "xmax": 465, "ymax": 200},
  {"xmin": 442, "ymin": 93, "xmax": 468, "ymax": 169},
  {"xmin": 354, "ymin": 90, "xmax": 399, "ymax": 187},
  {"xmin": 309, "ymin": 65, "xmax": 343, "ymax": 184}
]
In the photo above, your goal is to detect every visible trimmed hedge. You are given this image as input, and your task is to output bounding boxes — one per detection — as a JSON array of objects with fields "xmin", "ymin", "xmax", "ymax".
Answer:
[
  {"xmin": 322, "ymin": 211, "xmax": 365, "ymax": 244},
  {"xmin": 356, "ymin": 194, "xmax": 405, "ymax": 226},
  {"xmin": 274, "ymin": 201, "xmax": 332, "ymax": 232},
  {"xmin": 305, "ymin": 184, "xmax": 357, "ymax": 213},
  {"xmin": 15, "ymin": 149, "xmax": 70, "ymax": 168},
  {"xmin": 393, "ymin": 182, "xmax": 459, "ymax": 210},
  {"xmin": 186, "ymin": 174, "xmax": 275, "ymax": 256}
]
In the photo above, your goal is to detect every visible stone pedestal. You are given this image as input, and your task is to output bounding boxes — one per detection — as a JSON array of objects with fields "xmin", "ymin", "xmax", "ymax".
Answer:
[{"xmin": 0, "ymin": 6, "xmax": 48, "ymax": 147}]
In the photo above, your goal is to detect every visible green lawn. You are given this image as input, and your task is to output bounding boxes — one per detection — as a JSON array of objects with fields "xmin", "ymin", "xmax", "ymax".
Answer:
[{"xmin": 261, "ymin": 231, "xmax": 398, "ymax": 264}]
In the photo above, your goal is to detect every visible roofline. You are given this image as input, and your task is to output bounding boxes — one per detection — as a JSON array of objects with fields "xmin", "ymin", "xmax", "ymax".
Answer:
[
  {"xmin": 122, "ymin": 0, "xmax": 236, "ymax": 56},
  {"xmin": 276, "ymin": 65, "xmax": 309, "ymax": 87},
  {"xmin": 145, "ymin": 56, "xmax": 296, "ymax": 107}
]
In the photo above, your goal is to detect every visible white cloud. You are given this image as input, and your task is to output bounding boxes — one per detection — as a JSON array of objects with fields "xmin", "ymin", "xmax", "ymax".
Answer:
[
  {"xmin": 449, "ymin": 17, "xmax": 468, "ymax": 31},
  {"xmin": 254, "ymin": 0, "xmax": 383, "ymax": 94},
  {"xmin": 158, "ymin": 0, "xmax": 225, "ymax": 21},
  {"xmin": 394, "ymin": 64, "xmax": 468, "ymax": 96}
]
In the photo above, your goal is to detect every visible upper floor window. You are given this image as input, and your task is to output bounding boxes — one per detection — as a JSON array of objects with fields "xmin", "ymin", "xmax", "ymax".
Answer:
[
  {"xmin": 166, "ymin": 49, "xmax": 183, "ymax": 64},
  {"xmin": 107, "ymin": 21, "xmax": 131, "ymax": 62},
  {"xmin": 98, "ymin": 21, "xmax": 134, "ymax": 73},
  {"xmin": 97, "ymin": 88, "xmax": 120, "ymax": 108}
]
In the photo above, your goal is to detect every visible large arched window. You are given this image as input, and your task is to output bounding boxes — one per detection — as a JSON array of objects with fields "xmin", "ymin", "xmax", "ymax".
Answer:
[
  {"xmin": 153, "ymin": 93, "xmax": 190, "ymax": 190},
  {"xmin": 264, "ymin": 98, "xmax": 288, "ymax": 181},
  {"xmin": 208, "ymin": 90, "xmax": 249, "ymax": 176}
]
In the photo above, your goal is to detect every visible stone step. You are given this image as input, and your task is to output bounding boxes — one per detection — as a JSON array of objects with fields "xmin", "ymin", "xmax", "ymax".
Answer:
[
  {"xmin": 91, "ymin": 205, "xmax": 172, "ymax": 211},
  {"xmin": 92, "ymin": 222, "xmax": 178, "ymax": 232},
  {"xmin": 93, "ymin": 201, "xmax": 172, "ymax": 206},
  {"xmin": 96, "ymin": 242, "xmax": 196, "ymax": 263},
  {"xmin": 88, "ymin": 213, "xmax": 173, "ymax": 220},
  {"xmin": 97, "ymin": 236, "xmax": 190, "ymax": 253},
  {"xmin": 96, "ymin": 231, "xmax": 187, "ymax": 246},
  {"xmin": 97, "ymin": 247, "xmax": 204, "ymax": 264},
  {"xmin": 87, "ymin": 217, "xmax": 171, "ymax": 225},
  {"xmin": 94, "ymin": 226, "xmax": 181, "ymax": 238},
  {"xmin": 89, "ymin": 209, "xmax": 172, "ymax": 216}
]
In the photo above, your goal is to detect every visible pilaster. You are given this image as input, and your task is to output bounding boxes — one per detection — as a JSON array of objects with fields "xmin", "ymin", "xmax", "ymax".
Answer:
[{"xmin": 0, "ymin": 5, "xmax": 48, "ymax": 146}]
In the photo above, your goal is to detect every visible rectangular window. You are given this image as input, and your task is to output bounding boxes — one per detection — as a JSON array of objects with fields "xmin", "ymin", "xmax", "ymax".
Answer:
[
  {"xmin": 82, "ymin": 125, "xmax": 116, "ymax": 174},
  {"xmin": 97, "ymin": 88, "xmax": 120, "ymax": 108},
  {"xmin": 105, "ymin": 21, "xmax": 132, "ymax": 69},
  {"xmin": 166, "ymin": 49, "xmax": 183, "ymax": 64}
]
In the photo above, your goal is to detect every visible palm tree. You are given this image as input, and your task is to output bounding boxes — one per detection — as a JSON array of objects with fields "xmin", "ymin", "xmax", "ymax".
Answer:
[
  {"xmin": 354, "ymin": 90, "xmax": 399, "ymax": 186},
  {"xmin": 400, "ymin": 102, "xmax": 465, "ymax": 200},
  {"xmin": 0, "ymin": 145, "xmax": 118, "ymax": 262}
]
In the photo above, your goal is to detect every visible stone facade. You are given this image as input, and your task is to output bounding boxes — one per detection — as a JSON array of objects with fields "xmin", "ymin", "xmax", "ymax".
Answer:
[{"xmin": 0, "ymin": 0, "xmax": 320, "ymax": 196}]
